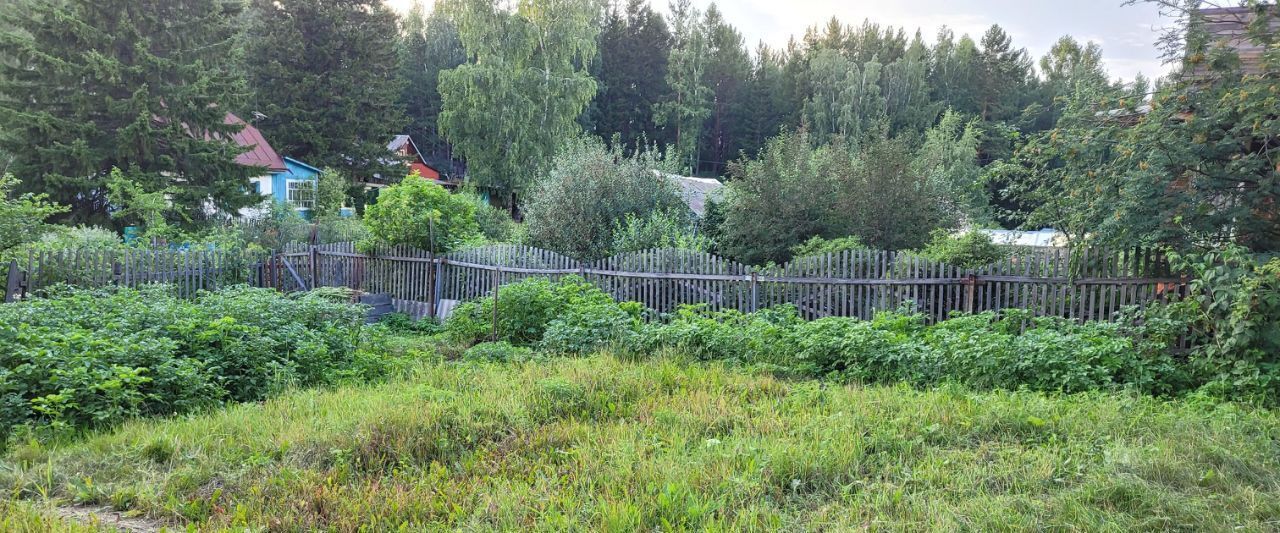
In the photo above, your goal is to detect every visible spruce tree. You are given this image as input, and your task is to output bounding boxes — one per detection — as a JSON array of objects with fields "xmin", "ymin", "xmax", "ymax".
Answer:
[
  {"xmin": 592, "ymin": 0, "xmax": 672, "ymax": 151},
  {"xmin": 244, "ymin": 0, "xmax": 407, "ymax": 179},
  {"xmin": 0, "ymin": 0, "xmax": 258, "ymax": 226},
  {"xmin": 399, "ymin": 2, "xmax": 464, "ymax": 163}
]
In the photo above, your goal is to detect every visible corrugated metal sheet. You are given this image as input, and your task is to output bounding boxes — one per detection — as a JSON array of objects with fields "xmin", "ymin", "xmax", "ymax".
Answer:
[{"xmin": 225, "ymin": 113, "xmax": 287, "ymax": 173}]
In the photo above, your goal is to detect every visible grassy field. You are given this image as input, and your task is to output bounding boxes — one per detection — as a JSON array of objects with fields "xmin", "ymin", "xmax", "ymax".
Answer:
[{"xmin": 2, "ymin": 351, "xmax": 1279, "ymax": 531}]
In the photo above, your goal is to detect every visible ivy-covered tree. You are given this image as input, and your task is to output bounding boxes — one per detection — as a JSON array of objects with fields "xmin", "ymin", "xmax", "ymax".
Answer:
[
  {"xmin": 0, "ymin": 0, "xmax": 259, "ymax": 226},
  {"xmin": 244, "ymin": 0, "xmax": 407, "ymax": 178},
  {"xmin": 438, "ymin": 0, "xmax": 602, "ymax": 208}
]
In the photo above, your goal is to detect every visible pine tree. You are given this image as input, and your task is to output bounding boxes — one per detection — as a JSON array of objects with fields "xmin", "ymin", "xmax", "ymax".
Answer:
[
  {"xmin": 399, "ymin": 2, "xmax": 465, "ymax": 164},
  {"xmin": 976, "ymin": 24, "xmax": 1033, "ymax": 122},
  {"xmin": 0, "ymin": 0, "xmax": 258, "ymax": 226},
  {"xmin": 244, "ymin": 0, "xmax": 407, "ymax": 179}
]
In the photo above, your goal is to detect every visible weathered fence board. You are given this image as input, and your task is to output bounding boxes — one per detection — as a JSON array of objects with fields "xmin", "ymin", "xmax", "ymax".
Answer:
[
  {"xmin": 6, "ymin": 242, "xmax": 1187, "ymax": 325},
  {"xmin": 4, "ymin": 248, "xmax": 261, "ymax": 302}
]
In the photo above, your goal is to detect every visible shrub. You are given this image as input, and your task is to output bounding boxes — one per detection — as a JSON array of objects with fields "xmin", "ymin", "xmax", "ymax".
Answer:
[
  {"xmin": 1159, "ymin": 245, "xmax": 1280, "ymax": 404},
  {"xmin": 649, "ymin": 305, "xmax": 803, "ymax": 367},
  {"xmin": 540, "ymin": 301, "xmax": 644, "ymax": 355},
  {"xmin": 0, "ymin": 285, "xmax": 400, "ymax": 440},
  {"xmin": 789, "ymin": 235, "xmax": 867, "ymax": 259},
  {"xmin": 0, "ymin": 174, "xmax": 66, "ymax": 255},
  {"xmin": 380, "ymin": 313, "xmax": 443, "ymax": 335},
  {"xmin": 720, "ymin": 132, "xmax": 947, "ymax": 265},
  {"xmin": 917, "ymin": 229, "xmax": 1008, "ymax": 269},
  {"xmin": 611, "ymin": 210, "xmax": 712, "ymax": 254},
  {"xmin": 462, "ymin": 341, "xmax": 534, "ymax": 363},
  {"xmin": 523, "ymin": 137, "xmax": 685, "ymax": 260},
  {"xmin": 444, "ymin": 276, "xmax": 629, "ymax": 348},
  {"xmin": 362, "ymin": 176, "xmax": 479, "ymax": 253},
  {"xmin": 459, "ymin": 192, "xmax": 522, "ymax": 244}
]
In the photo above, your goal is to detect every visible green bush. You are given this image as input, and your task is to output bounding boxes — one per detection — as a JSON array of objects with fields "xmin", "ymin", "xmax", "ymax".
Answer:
[
  {"xmin": 444, "ymin": 276, "xmax": 632, "ymax": 348},
  {"xmin": 459, "ymin": 192, "xmax": 522, "ymax": 244},
  {"xmin": 523, "ymin": 137, "xmax": 685, "ymax": 260},
  {"xmin": 789, "ymin": 235, "xmax": 867, "ymax": 259},
  {"xmin": 540, "ymin": 301, "xmax": 644, "ymax": 355},
  {"xmin": 1158, "ymin": 245, "xmax": 1280, "ymax": 403},
  {"xmin": 362, "ymin": 176, "xmax": 479, "ymax": 253},
  {"xmin": 611, "ymin": 210, "xmax": 712, "ymax": 254},
  {"xmin": 917, "ymin": 230, "xmax": 1008, "ymax": 269},
  {"xmin": 462, "ymin": 341, "xmax": 534, "ymax": 363},
  {"xmin": 0, "ymin": 285, "xmax": 400, "ymax": 440}
]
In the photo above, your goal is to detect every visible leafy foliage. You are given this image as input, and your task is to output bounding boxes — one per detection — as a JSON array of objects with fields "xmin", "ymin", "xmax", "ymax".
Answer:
[
  {"xmin": 312, "ymin": 168, "xmax": 350, "ymax": 220},
  {"xmin": 917, "ymin": 230, "xmax": 1008, "ymax": 269},
  {"xmin": 1155, "ymin": 245, "xmax": 1280, "ymax": 403},
  {"xmin": 445, "ymin": 276, "xmax": 639, "ymax": 350},
  {"xmin": 0, "ymin": 285, "xmax": 400, "ymax": 440},
  {"xmin": 719, "ymin": 131, "xmax": 947, "ymax": 265},
  {"xmin": 362, "ymin": 176, "xmax": 479, "ymax": 253},
  {"xmin": 438, "ymin": 0, "xmax": 601, "ymax": 205},
  {"xmin": 790, "ymin": 235, "xmax": 867, "ymax": 259},
  {"xmin": 0, "ymin": 174, "xmax": 65, "ymax": 255},
  {"xmin": 611, "ymin": 210, "xmax": 712, "ymax": 254},
  {"xmin": 523, "ymin": 137, "xmax": 685, "ymax": 260}
]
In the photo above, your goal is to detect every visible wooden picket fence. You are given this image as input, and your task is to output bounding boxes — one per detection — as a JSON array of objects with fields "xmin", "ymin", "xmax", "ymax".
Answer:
[
  {"xmin": 3, "ymin": 248, "xmax": 265, "ymax": 302},
  {"xmin": 259, "ymin": 242, "xmax": 1187, "ymax": 322}
]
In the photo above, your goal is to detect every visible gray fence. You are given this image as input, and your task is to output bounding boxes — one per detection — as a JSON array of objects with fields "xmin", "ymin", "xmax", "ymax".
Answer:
[
  {"xmin": 3, "ymin": 248, "xmax": 264, "ymax": 302},
  {"xmin": 260, "ymin": 242, "xmax": 1186, "ymax": 322}
]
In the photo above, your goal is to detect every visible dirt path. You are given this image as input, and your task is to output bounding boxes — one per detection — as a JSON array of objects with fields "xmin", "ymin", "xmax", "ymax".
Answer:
[{"xmin": 52, "ymin": 505, "xmax": 166, "ymax": 533}]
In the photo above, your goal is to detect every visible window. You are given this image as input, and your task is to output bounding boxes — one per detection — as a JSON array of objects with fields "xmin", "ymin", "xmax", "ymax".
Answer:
[{"xmin": 286, "ymin": 180, "xmax": 315, "ymax": 209}]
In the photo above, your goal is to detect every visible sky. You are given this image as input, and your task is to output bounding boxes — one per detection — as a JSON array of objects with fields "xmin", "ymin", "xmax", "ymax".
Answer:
[{"xmin": 386, "ymin": 0, "xmax": 1179, "ymax": 82}]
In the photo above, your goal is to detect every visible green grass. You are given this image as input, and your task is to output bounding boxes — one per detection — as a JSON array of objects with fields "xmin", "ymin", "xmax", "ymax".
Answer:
[{"xmin": 2, "ymin": 352, "xmax": 1279, "ymax": 531}]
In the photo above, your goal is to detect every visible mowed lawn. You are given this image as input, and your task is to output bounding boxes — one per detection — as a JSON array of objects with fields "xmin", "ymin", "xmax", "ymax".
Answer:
[{"xmin": 2, "ymin": 353, "xmax": 1279, "ymax": 531}]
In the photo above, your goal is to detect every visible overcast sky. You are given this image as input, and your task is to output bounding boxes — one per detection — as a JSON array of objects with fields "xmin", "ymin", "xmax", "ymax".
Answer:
[{"xmin": 387, "ymin": 0, "xmax": 1179, "ymax": 82}]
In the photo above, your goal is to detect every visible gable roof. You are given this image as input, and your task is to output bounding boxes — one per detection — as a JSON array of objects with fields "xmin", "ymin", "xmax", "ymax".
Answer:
[
  {"xmin": 283, "ymin": 156, "xmax": 322, "ymax": 175},
  {"xmin": 225, "ymin": 113, "xmax": 287, "ymax": 173},
  {"xmin": 388, "ymin": 134, "xmax": 421, "ymax": 157}
]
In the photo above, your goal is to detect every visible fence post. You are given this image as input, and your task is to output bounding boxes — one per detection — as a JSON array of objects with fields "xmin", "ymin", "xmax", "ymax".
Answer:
[
  {"xmin": 433, "ymin": 258, "xmax": 444, "ymax": 319},
  {"xmin": 4, "ymin": 260, "xmax": 23, "ymax": 303},
  {"xmin": 309, "ymin": 245, "xmax": 319, "ymax": 290},
  {"xmin": 750, "ymin": 271, "xmax": 759, "ymax": 312},
  {"xmin": 963, "ymin": 273, "xmax": 978, "ymax": 314},
  {"xmin": 491, "ymin": 266, "xmax": 501, "ymax": 341}
]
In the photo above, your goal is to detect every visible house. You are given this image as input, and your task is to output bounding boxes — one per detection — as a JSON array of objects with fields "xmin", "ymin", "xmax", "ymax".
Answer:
[
  {"xmin": 224, "ymin": 113, "xmax": 332, "ymax": 217},
  {"xmin": 386, "ymin": 134, "xmax": 457, "ymax": 189},
  {"xmin": 1193, "ymin": 6, "xmax": 1280, "ymax": 76}
]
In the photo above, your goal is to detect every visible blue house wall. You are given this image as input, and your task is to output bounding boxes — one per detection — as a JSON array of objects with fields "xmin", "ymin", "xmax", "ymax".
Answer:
[
  {"xmin": 268, "ymin": 157, "xmax": 322, "ymax": 217},
  {"xmin": 268, "ymin": 157, "xmax": 353, "ymax": 218}
]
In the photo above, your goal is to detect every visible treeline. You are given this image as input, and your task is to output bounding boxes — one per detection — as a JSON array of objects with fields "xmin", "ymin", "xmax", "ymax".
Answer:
[{"xmin": 1, "ymin": 0, "xmax": 1277, "ymax": 255}]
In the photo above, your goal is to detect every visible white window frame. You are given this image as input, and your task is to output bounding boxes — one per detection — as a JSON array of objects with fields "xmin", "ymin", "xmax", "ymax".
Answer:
[{"xmin": 286, "ymin": 179, "xmax": 315, "ymax": 209}]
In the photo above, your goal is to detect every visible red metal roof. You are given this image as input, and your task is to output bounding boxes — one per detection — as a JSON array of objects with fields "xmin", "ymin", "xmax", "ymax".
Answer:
[{"xmin": 225, "ymin": 113, "xmax": 287, "ymax": 173}]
